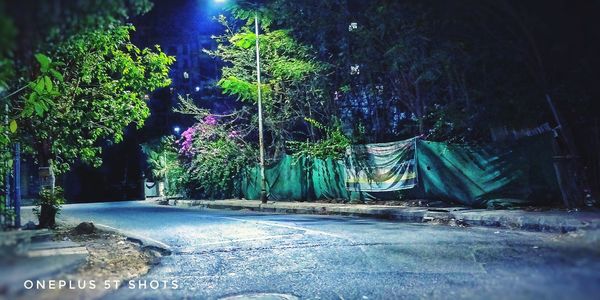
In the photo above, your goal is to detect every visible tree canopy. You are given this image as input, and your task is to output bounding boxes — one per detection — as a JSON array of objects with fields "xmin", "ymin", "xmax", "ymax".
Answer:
[
  {"xmin": 27, "ymin": 25, "xmax": 174, "ymax": 173},
  {"xmin": 205, "ymin": 13, "xmax": 333, "ymax": 158},
  {"xmin": 2, "ymin": 0, "xmax": 174, "ymax": 175}
]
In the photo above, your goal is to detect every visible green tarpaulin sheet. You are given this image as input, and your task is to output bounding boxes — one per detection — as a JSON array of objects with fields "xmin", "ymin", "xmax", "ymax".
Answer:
[
  {"xmin": 415, "ymin": 134, "xmax": 559, "ymax": 207},
  {"xmin": 239, "ymin": 134, "xmax": 559, "ymax": 207},
  {"xmin": 240, "ymin": 155, "xmax": 348, "ymax": 201},
  {"xmin": 346, "ymin": 138, "xmax": 418, "ymax": 192}
]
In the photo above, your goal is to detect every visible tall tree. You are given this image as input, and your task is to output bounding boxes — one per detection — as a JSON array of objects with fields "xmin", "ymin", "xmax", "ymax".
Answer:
[
  {"xmin": 25, "ymin": 25, "xmax": 174, "ymax": 176},
  {"xmin": 2, "ymin": 0, "xmax": 174, "ymax": 187},
  {"xmin": 206, "ymin": 13, "xmax": 331, "ymax": 159}
]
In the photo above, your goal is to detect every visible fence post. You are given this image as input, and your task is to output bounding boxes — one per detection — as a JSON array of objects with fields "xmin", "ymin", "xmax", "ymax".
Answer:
[
  {"xmin": 3, "ymin": 104, "xmax": 10, "ymax": 227},
  {"xmin": 5, "ymin": 149, "xmax": 11, "ymax": 227},
  {"xmin": 14, "ymin": 142, "xmax": 20, "ymax": 228}
]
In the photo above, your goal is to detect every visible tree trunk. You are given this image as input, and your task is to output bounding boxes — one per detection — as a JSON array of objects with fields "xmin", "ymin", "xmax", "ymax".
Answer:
[
  {"xmin": 38, "ymin": 203, "xmax": 57, "ymax": 228},
  {"xmin": 157, "ymin": 181, "xmax": 165, "ymax": 197}
]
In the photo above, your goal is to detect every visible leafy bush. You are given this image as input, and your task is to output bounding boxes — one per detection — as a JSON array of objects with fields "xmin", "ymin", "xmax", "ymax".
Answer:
[
  {"xmin": 287, "ymin": 118, "xmax": 351, "ymax": 160},
  {"xmin": 186, "ymin": 137, "xmax": 256, "ymax": 198},
  {"xmin": 34, "ymin": 187, "xmax": 66, "ymax": 228},
  {"xmin": 0, "ymin": 195, "xmax": 15, "ymax": 228},
  {"xmin": 177, "ymin": 115, "xmax": 257, "ymax": 199},
  {"xmin": 142, "ymin": 136, "xmax": 184, "ymax": 196},
  {"xmin": 34, "ymin": 187, "xmax": 65, "ymax": 215}
]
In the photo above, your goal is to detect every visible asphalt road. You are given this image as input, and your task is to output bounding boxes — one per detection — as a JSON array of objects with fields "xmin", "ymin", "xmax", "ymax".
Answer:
[{"xmin": 57, "ymin": 201, "xmax": 600, "ymax": 300}]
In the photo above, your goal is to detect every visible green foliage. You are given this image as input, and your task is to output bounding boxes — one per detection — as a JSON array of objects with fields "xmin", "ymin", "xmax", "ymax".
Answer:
[
  {"xmin": 21, "ymin": 54, "xmax": 63, "ymax": 119},
  {"xmin": 0, "ymin": 1, "xmax": 163, "ymax": 221},
  {"xmin": 142, "ymin": 136, "xmax": 184, "ymax": 196},
  {"xmin": 225, "ymin": 2, "xmax": 275, "ymax": 29},
  {"xmin": 0, "ymin": 5, "xmax": 15, "ymax": 93},
  {"xmin": 8, "ymin": 120, "xmax": 16, "ymax": 133},
  {"xmin": 209, "ymin": 25, "xmax": 325, "ymax": 105},
  {"xmin": 0, "ymin": 195, "xmax": 15, "ymax": 224},
  {"xmin": 218, "ymin": 75, "xmax": 258, "ymax": 102},
  {"xmin": 0, "ymin": 0, "xmax": 161, "ymax": 184},
  {"xmin": 145, "ymin": 151, "xmax": 170, "ymax": 181},
  {"xmin": 287, "ymin": 118, "xmax": 350, "ymax": 160},
  {"xmin": 180, "ymin": 5, "xmax": 338, "ymax": 199},
  {"xmin": 186, "ymin": 136, "xmax": 256, "ymax": 199},
  {"xmin": 230, "ymin": 30, "xmax": 256, "ymax": 49},
  {"xmin": 33, "ymin": 186, "xmax": 66, "ymax": 217},
  {"xmin": 262, "ymin": 0, "xmax": 577, "ymax": 144},
  {"xmin": 27, "ymin": 25, "xmax": 174, "ymax": 174},
  {"xmin": 42, "ymin": 0, "xmax": 153, "ymax": 45},
  {"xmin": 0, "ymin": 6, "xmax": 17, "ymax": 152},
  {"xmin": 423, "ymin": 103, "xmax": 472, "ymax": 143},
  {"xmin": 174, "ymin": 98, "xmax": 258, "ymax": 198},
  {"xmin": 206, "ymin": 15, "xmax": 331, "ymax": 156}
]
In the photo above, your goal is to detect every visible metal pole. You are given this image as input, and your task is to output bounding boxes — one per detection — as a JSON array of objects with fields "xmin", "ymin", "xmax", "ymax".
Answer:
[
  {"xmin": 4, "ymin": 104, "xmax": 10, "ymax": 227},
  {"xmin": 14, "ymin": 142, "xmax": 20, "ymax": 228},
  {"xmin": 163, "ymin": 152, "xmax": 167, "ymax": 197},
  {"xmin": 255, "ymin": 12, "xmax": 267, "ymax": 203}
]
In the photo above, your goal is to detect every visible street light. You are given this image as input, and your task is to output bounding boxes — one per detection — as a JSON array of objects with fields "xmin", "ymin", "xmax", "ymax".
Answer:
[{"xmin": 215, "ymin": 0, "xmax": 267, "ymax": 203}]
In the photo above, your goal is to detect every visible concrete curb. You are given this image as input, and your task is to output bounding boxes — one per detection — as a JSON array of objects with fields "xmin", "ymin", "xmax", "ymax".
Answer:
[
  {"xmin": 56, "ymin": 215, "xmax": 173, "ymax": 256},
  {"xmin": 94, "ymin": 224, "xmax": 172, "ymax": 256},
  {"xmin": 162, "ymin": 199, "xmax": 600, "ymax": 233}
]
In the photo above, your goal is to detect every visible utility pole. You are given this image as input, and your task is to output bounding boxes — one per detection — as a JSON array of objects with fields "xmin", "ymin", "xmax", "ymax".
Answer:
[{"xmin": 255, "ymin": 12, "xmax": 267, "ymax": 204}]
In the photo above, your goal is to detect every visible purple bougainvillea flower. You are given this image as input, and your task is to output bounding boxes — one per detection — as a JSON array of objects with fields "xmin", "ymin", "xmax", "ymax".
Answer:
[
  {"xmin": 228, "ymin": 130, "xmax": 240, "ymax": 138},
  {"xmin": 178, "ymin": 125, "xmax": 199, "ymax": 156},
  {"xmin": 203, "ymin": 115, "xmax": 218, "ymax": 125}
]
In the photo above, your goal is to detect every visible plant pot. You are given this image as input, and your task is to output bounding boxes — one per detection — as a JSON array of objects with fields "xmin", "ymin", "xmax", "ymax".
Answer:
[{"xmin": 38, "ymin": 203, "xmax": 57, "ymax": 228}]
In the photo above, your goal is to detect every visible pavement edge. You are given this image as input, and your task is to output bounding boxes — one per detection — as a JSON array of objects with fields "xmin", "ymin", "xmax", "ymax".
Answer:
[
  {"xmin": 160, "ymin": 199, "xmax": 600, "ymax": 234},
  {"xmin": 93, "ymin": 224, "xmax": 173, "ymax": 256}
]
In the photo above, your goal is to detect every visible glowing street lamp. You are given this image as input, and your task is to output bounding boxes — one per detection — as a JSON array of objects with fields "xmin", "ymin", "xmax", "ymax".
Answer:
[{"xmin": 215, "ymin": 0, "xmax": 267, "ymax": 203}]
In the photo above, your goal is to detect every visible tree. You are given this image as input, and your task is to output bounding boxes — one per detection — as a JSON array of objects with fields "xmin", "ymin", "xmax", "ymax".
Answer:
[
  {"xmin": 231, "ymin": 0, "xmax": 473, "ymax": 143},
  {"xmin": 1, "ymin": 0, "xmax": 163, "ymax": 182},
  {"xmin": 205, "ymin": 13, "xmax": 332, "ymax": 159},
  {"xmin": 24, "ymin": 25, "xmax": 174, "ymax": 178}
]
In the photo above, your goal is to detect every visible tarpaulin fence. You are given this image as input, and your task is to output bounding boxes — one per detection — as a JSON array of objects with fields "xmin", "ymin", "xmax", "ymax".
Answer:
[
  {"xmin": 345, "ymin": 138, "xmax": 418, "ymax": 192},
  {"xmin": 240, "ymin": 155, "xmax": 348, "ymax": 201},
  {"xmin": 240, "ymin": 134, "xmax": 560, "ymax": 207},
  {"xmin": 415, "ymin": 134, "xmax": 559, "ymax": 207}
]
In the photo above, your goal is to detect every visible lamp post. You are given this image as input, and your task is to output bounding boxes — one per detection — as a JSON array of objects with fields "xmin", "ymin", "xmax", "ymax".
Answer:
[
  {"xmin": 215, "ymin": 0, "xmax": 267, "ymax": 203},
  {"xmin": 253, "ymin": 12, "xmax": 268, "ymax": 204}
]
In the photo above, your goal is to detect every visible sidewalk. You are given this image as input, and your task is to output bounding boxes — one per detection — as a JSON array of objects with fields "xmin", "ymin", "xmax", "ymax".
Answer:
[
  {"xmin": 0, "ymin": 229, "xmax": 87, "ymax": 297},
  {"xmin": 161, "ymin": 199, "xmax": 600, "ymax": 233}
]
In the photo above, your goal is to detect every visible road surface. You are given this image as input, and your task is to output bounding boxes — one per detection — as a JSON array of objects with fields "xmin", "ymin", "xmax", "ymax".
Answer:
[{"xmin": 56, "ymin": 201, "xmax": 600, "ymax": 300}]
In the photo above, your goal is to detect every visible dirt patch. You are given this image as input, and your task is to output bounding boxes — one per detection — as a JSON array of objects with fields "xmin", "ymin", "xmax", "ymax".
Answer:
[{"xmin": 20, "ymin": 223, "xmax": 161, "ymax": 300}]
